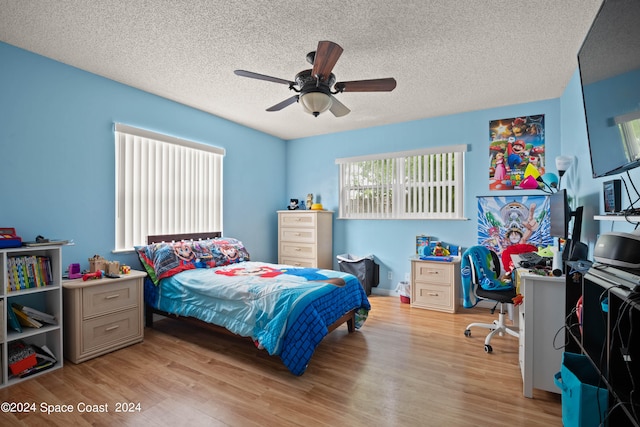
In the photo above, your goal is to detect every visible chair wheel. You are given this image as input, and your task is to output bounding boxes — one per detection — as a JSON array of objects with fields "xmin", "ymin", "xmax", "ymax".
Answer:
[
  {"xmin": 464, "ymin": 329, "xmax": 471, "ymax": 337},
  {"xmin": 484, "ymin": 344, "xmax": 493, "ymax": 353}
]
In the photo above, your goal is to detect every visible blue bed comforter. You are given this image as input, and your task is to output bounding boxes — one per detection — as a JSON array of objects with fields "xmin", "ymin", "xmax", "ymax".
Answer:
[{"xmin": 144, "ymin": 261, "xmax": 370, "ymax": 375}]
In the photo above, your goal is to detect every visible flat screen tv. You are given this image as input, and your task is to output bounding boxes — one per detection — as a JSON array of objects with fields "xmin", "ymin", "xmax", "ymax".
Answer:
[{"xmin": 578, "ymin": 0, "xmax": 640, "ymax": 178}]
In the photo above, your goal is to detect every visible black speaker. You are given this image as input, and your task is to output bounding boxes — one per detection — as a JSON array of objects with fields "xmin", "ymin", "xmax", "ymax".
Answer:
[{"xmin": 603, "ymin": 179, "xmax": 622, "ymax": 212}]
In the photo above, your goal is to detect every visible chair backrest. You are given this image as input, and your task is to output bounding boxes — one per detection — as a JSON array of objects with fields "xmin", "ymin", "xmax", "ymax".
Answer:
[{"xmin": 461, "ymin": 245, "xmax": 511, "ymax": 308}]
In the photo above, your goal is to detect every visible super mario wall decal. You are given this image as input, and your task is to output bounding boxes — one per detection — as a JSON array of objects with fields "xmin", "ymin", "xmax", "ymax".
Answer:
[{"xmin": 489, "ymin": 115, "xmax": 545, "ymax": 191}]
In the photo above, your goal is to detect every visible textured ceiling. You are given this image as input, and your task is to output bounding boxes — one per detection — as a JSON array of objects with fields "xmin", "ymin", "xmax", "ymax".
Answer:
[{"xmin": 0, "ymin": 0, "xmax": 603, "ymax": 140}]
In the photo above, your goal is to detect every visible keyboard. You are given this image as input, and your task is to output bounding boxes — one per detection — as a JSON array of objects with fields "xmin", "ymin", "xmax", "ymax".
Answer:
[{"xmin": 518, "ymin": 252, "xmax": 544, "ymax": 265}]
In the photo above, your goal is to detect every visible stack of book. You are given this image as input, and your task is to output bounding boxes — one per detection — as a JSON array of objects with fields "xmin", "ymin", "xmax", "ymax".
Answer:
[
  {"xmin": 8, "ymin": 303, "xmax": 57, "ymax": 332},
  {"xmin": 6, "ymin": 255, "xmax": 52, "ymax": 291}
]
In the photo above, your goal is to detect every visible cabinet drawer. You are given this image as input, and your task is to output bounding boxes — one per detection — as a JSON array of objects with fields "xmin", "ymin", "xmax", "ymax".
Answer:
[
  {"xmin": 82, "ymin": 280, "xmax": 139, "ymax": 318},
  {"xmin": 279, "ymin": 227, "xmax": 317, "ymax": 243},
  {"xmin": 413, "ymin": 282, "xmax": 453, "ymax": 310},
  {"xmin": 82, "ymin": 308, "xmax": 141, "ymax": 352},
  {"xmin": 279, "ymin": 256, "xmax": 316, "ymax": 268},
  {"xmin": 279, "ymin": 242, "xmax": 317, "ymax": 260},
  {"xmin": 279, "ymin": 213, "xmax": 316, "ymax": 228},
  {"xmin": 413, "ymin": 263, "xmax": 452, "ymax": 284}
]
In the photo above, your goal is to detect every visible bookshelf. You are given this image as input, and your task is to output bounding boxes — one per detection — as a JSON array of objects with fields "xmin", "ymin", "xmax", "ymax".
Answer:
[{"xmin": 0, "ymin": 245, "xmax": 63, "ymax": 388}]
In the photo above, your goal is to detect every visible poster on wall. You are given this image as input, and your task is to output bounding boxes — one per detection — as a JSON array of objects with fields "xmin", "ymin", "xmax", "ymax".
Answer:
[
  {"xmin": 477, "ymin": 195, "xmax": 552, "ymax": 257},
  {"xmin": 489, "ymin": 114, "xmax": 545, "ymax": 190}
]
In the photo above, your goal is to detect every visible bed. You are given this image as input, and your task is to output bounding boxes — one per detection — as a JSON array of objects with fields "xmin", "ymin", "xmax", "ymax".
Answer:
[{"xmin": 136, "ymin": 232, "xmax": 371, "ymax": 375}]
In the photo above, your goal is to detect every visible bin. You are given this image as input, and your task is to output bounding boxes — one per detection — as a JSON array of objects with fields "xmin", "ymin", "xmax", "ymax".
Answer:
[
  {"xmin": 337, "ymin": 254, "xmax": 379, "ymax": 295},
  {"xmin": 554, "ymin": 352, "xmax": 608, "ymax": 427},
  {"xmin": 396, "ymin": 281, "xmax": 410, "ymax": 303}
]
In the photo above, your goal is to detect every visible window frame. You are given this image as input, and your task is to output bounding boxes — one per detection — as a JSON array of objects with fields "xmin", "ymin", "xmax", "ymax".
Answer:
[
  {"xmin": 335, "ymin": 144, "xmax": 467, "ymax": 220},
  {"xmin": 114, "ymin": 123, "xmax": 225, "ymax": 252}
]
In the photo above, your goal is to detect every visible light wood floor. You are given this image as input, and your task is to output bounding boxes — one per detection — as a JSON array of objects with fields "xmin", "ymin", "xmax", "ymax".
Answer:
[{"xmin": 1, "ymin": 296, "xmax": 562, "ymax": 426}]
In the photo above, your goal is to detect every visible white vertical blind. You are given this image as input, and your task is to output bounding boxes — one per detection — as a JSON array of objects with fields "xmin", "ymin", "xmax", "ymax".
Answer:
[
  {"xmin": 114, "ymin": 124, "xmax": 224, "ymax": 251},
  {"xmin": 336, "ymin": 145, "xmax": 466, "ymax": 219}
]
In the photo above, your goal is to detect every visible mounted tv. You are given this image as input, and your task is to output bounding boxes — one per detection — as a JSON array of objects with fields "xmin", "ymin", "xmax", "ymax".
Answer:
[{"xmin": 578, "ymin": 0, "xmax": 640, "ymax": 178}]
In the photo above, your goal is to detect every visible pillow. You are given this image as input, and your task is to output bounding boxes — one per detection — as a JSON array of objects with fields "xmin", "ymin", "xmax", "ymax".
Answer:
[{"xmin": 136, "ymin": 237, "xmax": 250, "ymax": 285}]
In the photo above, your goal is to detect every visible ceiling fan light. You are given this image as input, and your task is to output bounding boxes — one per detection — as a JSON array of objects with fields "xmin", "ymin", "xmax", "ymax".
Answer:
[{"xmin": 300, "ymin": 92, "xmax": 332, "ymax": 117}]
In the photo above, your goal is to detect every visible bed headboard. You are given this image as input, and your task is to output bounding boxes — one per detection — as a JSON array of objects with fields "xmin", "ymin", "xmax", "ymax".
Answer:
[{"xmin": 147, "ymin": 232, "xmax": 222, "ymax": 244}]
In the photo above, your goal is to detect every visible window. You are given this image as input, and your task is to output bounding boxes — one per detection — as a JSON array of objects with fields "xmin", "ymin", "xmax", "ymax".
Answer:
[
  {"xmin": 114, "ymin": 123, "xmax": 224, "ymax": 251},
  {"xmin": 336, "ymin": 145, "xmax": 466, "ymax": 219}
]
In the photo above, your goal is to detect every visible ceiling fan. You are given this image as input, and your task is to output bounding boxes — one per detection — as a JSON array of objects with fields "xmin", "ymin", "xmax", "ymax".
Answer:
[{"xmin": 234, "ymin": 41, "xmax": 397, "ymax": 117}]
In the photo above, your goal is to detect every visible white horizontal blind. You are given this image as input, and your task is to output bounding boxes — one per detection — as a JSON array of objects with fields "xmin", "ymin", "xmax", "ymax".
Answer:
[
  {"xmin": 114, "ymin": 124, "xmax": 224, "ymax": 251},
  {"xmin": 337, "ymin": 145, "xmax": 466, "ymax": 219}
]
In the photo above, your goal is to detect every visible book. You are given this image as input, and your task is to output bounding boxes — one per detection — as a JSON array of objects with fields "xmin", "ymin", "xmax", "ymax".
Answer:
[
  {"xmin": 12, "ymin": 303, "xmax": 57, "ymax": 324},
  {"xmin": 7, "ymin": 302, "xmax": 22, "ymax": 332},
  {"xmin": 17, "ymin": 344, "xmax": 57, "ymax": 378},
  {"xmin": 12, "ymin": 306, "xmax": 43, "ymax": 328}
]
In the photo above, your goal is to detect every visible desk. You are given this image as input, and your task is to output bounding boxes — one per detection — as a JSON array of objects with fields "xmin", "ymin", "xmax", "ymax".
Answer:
[{"xmin": 514, "ymin": 264, "xmax": 566, "ymax": 398}]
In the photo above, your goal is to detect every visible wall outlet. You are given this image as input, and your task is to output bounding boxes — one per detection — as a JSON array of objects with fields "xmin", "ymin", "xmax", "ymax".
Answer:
[
  {"xmin": 405, "ymin": 272, "xmax": 410, "ymax": 282},
  {"xmin": 388, "ymin": 271, "xmax": 393, "ymax": 280}
]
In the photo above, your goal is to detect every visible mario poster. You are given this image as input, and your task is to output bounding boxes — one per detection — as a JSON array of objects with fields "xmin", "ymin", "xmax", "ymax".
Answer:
[
  {"xmin": 477, "ymin": 195, "xmax": 552, "ymax": 258},
  {"xmin": 489, "ymin": 115, "xmax": 545, "ymax": 190}
]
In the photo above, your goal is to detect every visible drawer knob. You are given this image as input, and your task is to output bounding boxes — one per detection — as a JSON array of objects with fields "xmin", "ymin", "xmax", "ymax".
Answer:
[
  {"xmin": 428, "ymin": 292, "xmax": 439, "ymax": 296},
  {"xmin": 105, "ymin": 324, "xmax": 120, "ymax": 331},
  {"xmin": 294, "ymin": 218, "xmax": 301, "ymax": 221},
  {"xmin": 294, "ymin": 232, "xmax": 301, "ymax": 236},
  {"xmin": 295, "ymin": 248, "xmax": 301, "ymax": 251},
  {"xmin": 105, "ymin": 294, "xmax": 120, "ymax": 300},
  {"xmin": 428, "ymin": 271, "xmax": 439, "ymax": 274}
]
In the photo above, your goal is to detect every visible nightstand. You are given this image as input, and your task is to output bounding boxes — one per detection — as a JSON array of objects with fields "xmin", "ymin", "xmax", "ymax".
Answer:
[
  {"xmin": 63, "ymin": 270, "xmax": 146, "ymax": 363},
  {"xmin": 410, "ymin": 258, "xmax": 461, "ymax": 313}
]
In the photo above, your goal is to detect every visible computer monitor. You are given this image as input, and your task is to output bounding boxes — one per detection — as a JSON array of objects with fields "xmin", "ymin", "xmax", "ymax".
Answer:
[
  {"xmin": 550, "ymin": 189, "xmax": 570, "ymax": 239},
  {"xmin": 550, "ymin": 189, "xmax": 585, "ymax": 260}
]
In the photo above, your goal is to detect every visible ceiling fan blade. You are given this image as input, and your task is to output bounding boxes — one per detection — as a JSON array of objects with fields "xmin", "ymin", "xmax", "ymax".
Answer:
[
  {"xmin": 266, "ymin": 95, "xmax": 299, "ymax": 111},
  {"xmin": 311, "ymin": 41, "xmax": 343, "ymax": 82},
  {"xmin": 234, "ymin": 70, "xmax": 294, "ymax": 86},
  {"xmin": 334, "ymin": 78, "xmax": 397, "ymax": 92},
  {"xmin": 329, "ymin": 95, "xmax": 350, "ymax": 117}
]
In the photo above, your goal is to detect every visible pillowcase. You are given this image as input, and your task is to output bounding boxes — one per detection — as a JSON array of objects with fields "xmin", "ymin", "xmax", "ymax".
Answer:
[{"xmin": 136, "ymin": 237, "xmax": 250, "ymax": 285}]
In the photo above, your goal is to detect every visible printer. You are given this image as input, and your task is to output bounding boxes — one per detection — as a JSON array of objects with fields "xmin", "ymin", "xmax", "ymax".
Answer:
[{"xmin": 594, "ymin": 231, "xmax": 640, "ymax": 269}]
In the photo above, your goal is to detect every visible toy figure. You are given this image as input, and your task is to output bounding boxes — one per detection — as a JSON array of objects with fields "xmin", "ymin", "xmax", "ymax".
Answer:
[
  {"xmin": 287, "ymin": 199, "xmax": 299, "ymax": 210},
  {"xmin": 432, "ymin": 242, "xmax": 450, "ymax": 257},
  {"xmin": 307, "ymin": 193, "xmax": 313, "ymax": 209}
]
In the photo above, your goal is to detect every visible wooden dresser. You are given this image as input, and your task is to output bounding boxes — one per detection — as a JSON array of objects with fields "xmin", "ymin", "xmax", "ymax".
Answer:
[
  {"xmin": 63, "ymin": 270, "xmax": 146, "ymax": 363},
  {"xmin": 410, "ymin": 258, "xmax": 460, "ymax": 313},
  {"xmin": 278, "ymin": 210, "xmax": 333, "ymax": 269}
]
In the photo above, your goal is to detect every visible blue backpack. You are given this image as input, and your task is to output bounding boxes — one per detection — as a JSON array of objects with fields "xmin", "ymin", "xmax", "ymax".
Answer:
[{"xmin": 461, "ymin": 246, "xmax": 513, "ymax": 308}]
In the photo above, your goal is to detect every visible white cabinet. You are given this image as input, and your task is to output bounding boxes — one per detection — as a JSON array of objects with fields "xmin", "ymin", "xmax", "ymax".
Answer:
[
  {"xmin": 515, "ymin": 268, "xmax": 566, "ymax": 398},
  {"xmin": 410, "ymin": 258, "xmax": 460, "ymax": 313},
  {"xmin": 0, "ymin": 245, "xmax": 63, "ymax": 388},
  {"xmin": 278, "ymin": 210, "xmax": 333, "ymax": 269}
]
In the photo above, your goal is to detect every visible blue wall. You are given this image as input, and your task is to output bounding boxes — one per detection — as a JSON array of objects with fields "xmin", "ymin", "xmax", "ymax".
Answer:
[
  {"xmin": 4, "ymin": 40, "xmax": 624, "ymax": 292},
  {"xmin": 0, "ymin": 42, "xmax": 286, "ymax": 270},
  {"xmin": 287, "ymin": 100, "xmax": 563, "ymax": 290},
  {"xmin": 561, "ymin": 69, "xmax": 640, "ymax": 256}
]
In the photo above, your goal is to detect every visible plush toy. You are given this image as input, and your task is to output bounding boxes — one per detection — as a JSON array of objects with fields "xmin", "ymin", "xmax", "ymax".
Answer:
[{"xmin": 287, "ymin": 199, "xmax": 299, "ymax": 210}]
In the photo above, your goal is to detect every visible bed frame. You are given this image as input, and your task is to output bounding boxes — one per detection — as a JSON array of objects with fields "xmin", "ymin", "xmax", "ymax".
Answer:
[{"xmin": 144, "ymin": 232, "xmax": 356, "ymax": 340}]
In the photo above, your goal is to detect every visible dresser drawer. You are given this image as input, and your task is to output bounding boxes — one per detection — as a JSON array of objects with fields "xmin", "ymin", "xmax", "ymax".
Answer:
[
  {"xmin": 279, "ymin": 227, "xmax": 317, "ymax": 243},
  {"xmin": 82, "ymin": 280, "xmax": 139, "ymax": 318},
  {"xmin": 82, "ymin": 307, "xmax": 141, "ymax": 352},
  {"xmin": 279, "ymin": 256, "xmax": 317, "ymax": 268},
  {"xmin": 413, "ymin": 262, "xmax": 452, "ymax": 284},
  {"xmin": 279, "ymin": 212, "xmax": 317, "ymax": 228},
  {"xmin": 279, "ymin": 242, "xmax": 317, "ymax": 260},
  {"xmin": 413, "ymin": 282, "xmax": 453, "ymax": 310}
]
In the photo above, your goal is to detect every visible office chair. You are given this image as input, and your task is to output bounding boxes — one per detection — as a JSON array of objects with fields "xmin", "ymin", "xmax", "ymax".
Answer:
[{"xmin": 461, "ymin": 245, "xmax": 519, "ymax": 353}]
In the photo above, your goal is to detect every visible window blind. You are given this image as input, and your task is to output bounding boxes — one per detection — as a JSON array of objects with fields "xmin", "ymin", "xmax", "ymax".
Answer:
[{"xmin": 114, "ymin": 123, "xmax": 224, "ymax": 251}]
